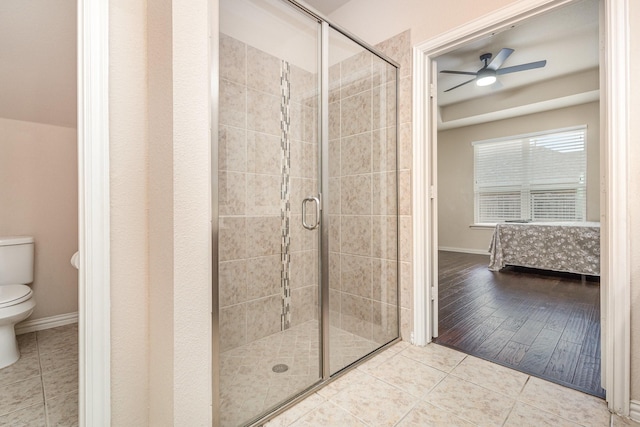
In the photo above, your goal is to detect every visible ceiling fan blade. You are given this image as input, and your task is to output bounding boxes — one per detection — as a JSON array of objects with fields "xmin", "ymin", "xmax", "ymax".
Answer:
[
  {"xmin": 487, "ymin": 48, "xmax": 514, "ymax": 70},
  {"xmin": 496, "ymin": 60, "xmax": 547, "ymax": 75},
  {"xmin": 440, "ymin": 70, "xmax": 478, "ymax": 76},
  {"xmin": 444, "ymin": 78, "xmax": 476, "ymax": 92}
]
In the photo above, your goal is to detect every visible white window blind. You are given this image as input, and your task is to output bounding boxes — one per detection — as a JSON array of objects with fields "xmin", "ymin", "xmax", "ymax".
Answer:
[{"xmin": 473, "ymin": 126, "xmax": 587, "ymax": 223}]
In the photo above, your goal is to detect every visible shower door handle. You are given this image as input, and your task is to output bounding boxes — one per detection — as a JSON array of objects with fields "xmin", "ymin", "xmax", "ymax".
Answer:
[{"xmin": 302, "ymin": 196, "xmax": 320, "ymax": 230}]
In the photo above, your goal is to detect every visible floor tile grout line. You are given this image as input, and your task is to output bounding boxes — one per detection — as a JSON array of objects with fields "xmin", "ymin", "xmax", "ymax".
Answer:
[
  {"xmin": 387, "ymin": 363, "xmax": 459, "ymax": 427},
  {"xmin": 35, "ymin": 330, "xmax": 51, "ymax": 427},
  {"xmin": 273, "ymin": 340, "xmax": 617, "ymax": 427},
  {"xmin": 447, "ymin": 369, "xmax": 530, "ymax": 400},
  {"xmin": 323, "ymin": 394, "xmax": 377, "ymax": 427},
  {"xmin": 499, "ymin": 390, "xmax": 520, "ymax": 427},
  {"xmin": 0, "ymin": 326, "xmax": 78, "ymax": 426},
  {"xmin": 513, "ymin": 399, "xmax": 606, "ymax": 427},
  {"xmin": 414, "ymin": 351, "xmax": 518, "ymax": 427},
  {"xmin": 0, "ymin": 402, "xmax": 47, "ymax": 422},
  {"xmin": 518, "ymin": 374, "xmax": 532, "ymax": 397},
  {"xmin": 417, "ymin": 364, "xmax": 475, "ymax": 425},
  {"xmin": 327, "ymin": 363, "xmax": 426, "ymax": 427},
  {"xmin": 394, "ymin": 346, "xmax": 467, "ymax": 374},
  {"xmin": 515, "ymin": 377, "xmax": 609, "ymax": 426},
  {"xmin": 365, "ymin": 355, "xmax": 446, "ymax": 402},
  {"xmin": 391, "ymin": 401, "xmax": 418, "ymax": 427},
  {"xmin": 514, "ymin": 398, "xmax": 605, "ymax": 427},
  {"xmin": 417, "ymin": 390, "xmax": 481, "ymax": 427}
]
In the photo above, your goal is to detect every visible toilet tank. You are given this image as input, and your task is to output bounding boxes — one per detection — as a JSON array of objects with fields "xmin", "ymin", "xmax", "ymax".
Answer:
[{"xmin": 0, "ymin": 236, "xmax": 34, "ymax": 286}]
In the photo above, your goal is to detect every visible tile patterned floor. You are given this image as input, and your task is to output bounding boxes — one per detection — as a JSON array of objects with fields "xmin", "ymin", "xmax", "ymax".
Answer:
[
  {"xmin": 265, "ymin": 341, "xmax": 640, "ymax": 427},
  {"xmin": 221, "ymin": 321, "xmax": 383, "ymax": 426},
  {"xmin": 0, "ymin": 324, "xmax": 78, "ymax": 427},
  {"xmin": 3, "ymin": 323, "xmax": 638, "ymax": 427}
]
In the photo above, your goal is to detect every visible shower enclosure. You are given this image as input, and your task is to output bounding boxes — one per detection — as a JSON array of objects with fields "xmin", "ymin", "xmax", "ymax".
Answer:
[{"xmin": 214, "ymin": 1, "xmax": 399, "ymax": 425}]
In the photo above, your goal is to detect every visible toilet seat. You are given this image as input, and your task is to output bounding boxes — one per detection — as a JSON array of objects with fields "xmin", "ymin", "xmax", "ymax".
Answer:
[{"xmin": 0, "ymin": 285, "xmax": 32, "ymax": 309}]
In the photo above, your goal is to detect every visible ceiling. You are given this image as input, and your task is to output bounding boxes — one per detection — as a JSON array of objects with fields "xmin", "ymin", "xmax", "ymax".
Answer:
[
  {"xmin": 0, "ymin": 0, "xmax": 76, "ymax": 128},
  {"xmin": 301, "ymin": 0, "xmax": 352, "ymax": 16},
  {"xmin": 0, "ymin": 0, "xmax": 596, "ymax": 131},
  {"xmin": 436, "ymin": 0, "xmax": 599, "ymax": 130}
]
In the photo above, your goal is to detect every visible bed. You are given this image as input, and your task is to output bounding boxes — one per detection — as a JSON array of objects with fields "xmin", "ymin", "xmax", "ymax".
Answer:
[{"xmin": 488, "ymin": 221, "xmax": 600, "ymax": 276}]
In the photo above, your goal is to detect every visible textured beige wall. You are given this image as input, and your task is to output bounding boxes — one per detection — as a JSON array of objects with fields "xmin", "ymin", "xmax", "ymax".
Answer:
[
  {"xmin": 0, "ymin": 118, "xmax": 78, "ymax": 320},
  {"xmin": 147, "ymin": 0, "xmax": 175, "ymax": 424},
  {"xmin": 629, "ymin": 0, "xmax": 640, "ymax": 404},
  {"xmin": 111, "ymin": 0, "xmax": 211, "ymax": 422},
  {"xmin": 110, "ymin": 0, "xmax": 211, "ymax": 424},
  {"xmin": 0, "ymin": 0, "xmax": 76, "ymax": 128},
  {"xmin": 109, "ymin": 0, "xmax": 150, "ymax": 425},
  {"xmin": 171, "ymin": 0, "xmax": 211, "ymax": 423},
  {"xmin": 438, "ymin": 102, "xmax": 600, "ymax": 252}
]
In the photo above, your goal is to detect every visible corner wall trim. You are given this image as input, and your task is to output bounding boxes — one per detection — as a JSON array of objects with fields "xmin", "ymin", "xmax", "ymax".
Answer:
[
  {"xmin": 78, "ymin": 0, "xmax": 111, "ymax": 425},
  {"xmin": 602, "ymin": 0, "xmax": 631, "ymax": 415},
  {"xmin": 16, "ymin": 312, "xmax": 79, "ymax": 335},
  {"xmin": 630, "ymin": 400, "xmax": 640, "ymax": 422}
]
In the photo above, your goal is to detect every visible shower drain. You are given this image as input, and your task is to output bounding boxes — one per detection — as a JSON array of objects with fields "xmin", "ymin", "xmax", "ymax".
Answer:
[{"xmin": 272, "ymin": 364, "xmax": 289, "ymax": 373}]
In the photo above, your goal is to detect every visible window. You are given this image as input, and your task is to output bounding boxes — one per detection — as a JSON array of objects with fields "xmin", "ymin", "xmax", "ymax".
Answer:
[{"xmin": 473, "ymin": 126, "xmax": 587, "ymax": 224}]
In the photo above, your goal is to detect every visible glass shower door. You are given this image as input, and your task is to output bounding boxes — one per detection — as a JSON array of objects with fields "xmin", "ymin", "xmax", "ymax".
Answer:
[
  {"xmin": 217, "ymin": 0, "xmax": 321, "ymax": 425},
  {"xmin": 326, "ymin": 27, "xmax": 399, "ymax": 374}
]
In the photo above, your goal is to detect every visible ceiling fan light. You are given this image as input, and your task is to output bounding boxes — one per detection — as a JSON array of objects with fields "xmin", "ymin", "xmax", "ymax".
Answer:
[
  {"xmin": 476, "ymin": 75, "xmax": 497, "ymax": 86},
  {"xmin": 476, "ymin": 68, "xmax": 497, "ymax": 86}
]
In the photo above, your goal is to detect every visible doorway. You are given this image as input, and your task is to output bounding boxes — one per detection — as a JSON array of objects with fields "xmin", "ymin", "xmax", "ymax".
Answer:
[
  {"xmin": 431, "ymin": 0, "xmax": 603, "ymax": 397},
  {"xmin": 412, "ymin": 0, "xmax": 631, "ymax": 415},
  {"xmin": 0, "ymin": 0, "xmax": 80, "ymax": 424}
]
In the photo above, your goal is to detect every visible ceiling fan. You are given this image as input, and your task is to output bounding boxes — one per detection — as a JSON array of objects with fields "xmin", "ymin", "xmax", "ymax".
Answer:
[{"xmin": 440, "ymin": 48, "xmax": 547, "ymax": 92}]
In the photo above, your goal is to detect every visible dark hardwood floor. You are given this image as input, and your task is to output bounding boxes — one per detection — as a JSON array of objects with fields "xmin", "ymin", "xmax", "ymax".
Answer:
[{"xmin": 435, "ymin": 250, "xmax": 604, "ymax": 398}]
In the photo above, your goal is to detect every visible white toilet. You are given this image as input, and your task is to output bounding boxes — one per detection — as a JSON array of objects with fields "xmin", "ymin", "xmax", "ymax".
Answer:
[{"xmin": 0, "ymin": 236, "xmax": 36, "ymax": 369}]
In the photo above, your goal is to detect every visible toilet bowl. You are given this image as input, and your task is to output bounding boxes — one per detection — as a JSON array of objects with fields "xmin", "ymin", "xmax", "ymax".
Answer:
[
  {"xmin": 0, "ymin": 286, "xmax": 36, "ymax": 368},
  {"xmin": 0, "ymin": 236, "xmax": 36, "ymax": 369}
]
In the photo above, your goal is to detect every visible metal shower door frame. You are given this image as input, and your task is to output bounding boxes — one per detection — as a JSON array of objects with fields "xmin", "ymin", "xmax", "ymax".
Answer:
[{"xmin": 212, "ymin": 1, "xmax": 401, "ymax": 425}]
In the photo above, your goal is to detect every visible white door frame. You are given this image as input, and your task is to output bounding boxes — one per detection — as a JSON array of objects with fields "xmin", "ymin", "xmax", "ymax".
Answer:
[
  {"xmin": 77, "ymin": 0, "xmax": 111, "ymax": 425},
  {"xmin": 412, "ymin": 0, "xmax": 630, "ymax": 415}
]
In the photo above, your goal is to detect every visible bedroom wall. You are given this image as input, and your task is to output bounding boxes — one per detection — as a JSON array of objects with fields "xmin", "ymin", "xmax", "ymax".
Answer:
[
  {"xmin": 437, "ymin": 101, "xmax": 600, "ymax": 253},
  {"xmin": 0, "ymin": 117, "xmax": 78, "ymax": 320}
]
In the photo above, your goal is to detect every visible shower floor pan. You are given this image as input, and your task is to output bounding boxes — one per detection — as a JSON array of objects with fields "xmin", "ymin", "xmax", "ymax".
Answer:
[{"xmin": 219, "ymin": 320, "xmax": 381, "ymax": 426}]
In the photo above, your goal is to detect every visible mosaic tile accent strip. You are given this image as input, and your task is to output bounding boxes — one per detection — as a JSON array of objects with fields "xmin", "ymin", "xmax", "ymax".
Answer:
[{"xmin": 280, "ymin": 60, "xmax": 292, "ymax": 330}]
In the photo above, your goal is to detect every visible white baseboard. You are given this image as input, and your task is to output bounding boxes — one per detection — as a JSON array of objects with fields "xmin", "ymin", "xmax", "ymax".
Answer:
[
  {"xmin": 439, "ymin": 246, "xmax": 489, "ymax": 256},
  {"xmin": 630, "ymin": 400, "xmax": 640, "ymax": 422},
  {"xmin": 15, "ymin": 312, "xmax": 78, "ymax": 335}
]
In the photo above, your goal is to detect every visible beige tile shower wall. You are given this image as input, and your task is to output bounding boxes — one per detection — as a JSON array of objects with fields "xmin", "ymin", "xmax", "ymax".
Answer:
[
  {"xmin": 289, "ymin": 63, "xmax": 319, "ymax": 329},
  {"xmin": 329, "ymin": 30, "xmax": 410, "ymax": 345},
  {"xmin": 375, "ymin": 30, "xmax": 413, "ymax": 341},
  {"xmin": 0, "ymin": 118, "xmax": 78, "ymax": 320},
  {"xmin": 218, "ymin": 34, "xmax": 318, "ymax": 352}
]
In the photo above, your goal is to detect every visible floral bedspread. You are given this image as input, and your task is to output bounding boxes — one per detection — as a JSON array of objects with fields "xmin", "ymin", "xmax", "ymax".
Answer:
[{"xmin": 488, "ymin": 222, "xmax": 600, "ymax": 276}]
